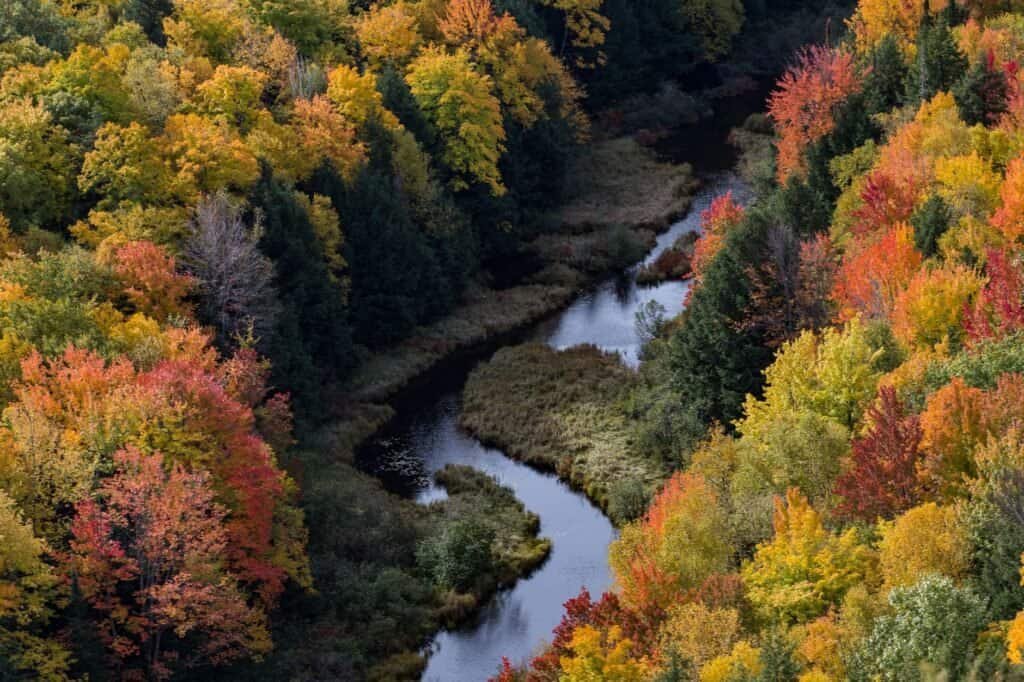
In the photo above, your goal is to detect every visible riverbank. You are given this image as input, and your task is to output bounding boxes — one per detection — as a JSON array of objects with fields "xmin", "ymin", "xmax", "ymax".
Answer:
[
  {"xmin": 260, "ymin": 428, "xmax": 553, "ymax": 682},
  {"xmin": 347, "ymin": 139, "xmax": 696, "ymax": 407},
  {"xmin": 456, "ymin": 170, "xmax": 757, "ymax": 524}
]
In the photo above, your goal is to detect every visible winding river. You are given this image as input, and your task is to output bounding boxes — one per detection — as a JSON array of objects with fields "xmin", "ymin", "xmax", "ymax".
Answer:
[{"xmin": 360, "ymin": 169, "xmax": 753, "ymax": 681}]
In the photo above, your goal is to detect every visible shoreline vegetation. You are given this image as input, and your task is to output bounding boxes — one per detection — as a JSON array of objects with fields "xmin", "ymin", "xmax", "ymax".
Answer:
[
  {"xmin": 0, "ymin": 0, "xmax": 876, "ymax": 679},
  {"xmin": 460, "ymin": 343, "xmax": 670, "ymax": 520},
  {"xmin": 246, "ymin": 4, "xmax": 857, "ymax": 678},
  {"xmin": 273, "ymin": 426, "xmax": 552, "ymax": 681},
  {"xmin": 636, "ymin": 230, "xmax": 699, "ymax": 285},
  {"xmin": 277, "ymin": 21, "xmax": 811, "ymax": 677}
]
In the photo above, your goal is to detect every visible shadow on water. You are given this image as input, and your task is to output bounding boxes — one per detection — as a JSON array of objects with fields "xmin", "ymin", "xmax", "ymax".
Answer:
[{"xmin": 356, "ymin": 86, "xmax": 762, "ymax": 681}]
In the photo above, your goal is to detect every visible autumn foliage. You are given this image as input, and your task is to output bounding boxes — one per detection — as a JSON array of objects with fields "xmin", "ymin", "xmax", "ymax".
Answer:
[
  {"xmin": 832, "ymin": 223, "xmax": 923, "ymax": 321},
  {"xmin": 66, "ymin": 446, "xmax": 271, "ymax": 679},
  {"xmin": 768, "ymin": 46, "xmax": 862, "ymax": 182},
  {"xmin": 691, "ymin": 191, "xmax": 746, "ymax": 287},
  {"xmin": 964, "ymin": 248, "xmax": 1024, "ymax": 342},
  {"xmin": 512, "ymin": 1, "xmax": 1024, "ymax": 678},
  {"xmin": 833, "ymin": 387, "xmax": 925, "ymax": 522}
]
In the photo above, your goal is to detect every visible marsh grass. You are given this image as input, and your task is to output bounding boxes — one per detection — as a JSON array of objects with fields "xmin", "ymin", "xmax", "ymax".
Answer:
[
  {"xmin": 557, "ymin": 137, "xmax": 699, "ymax": 232},
  {"xmin": 529, "ymin": 223, "xmax": 655, "ymax": 277},
  {"xmin": 432, "ymin": 465, "xmax": 551, "ymax": 588},
  {"xmin": 348, "ymin": 284, "xmax": 576, "ymax": 403},
  {"xmin": 264, "ymin": 436, "xmax": 551, "ymax": 680},
  {"xmin": 460, "ymin": 343, "xmax": 669, "ymax": 516}
]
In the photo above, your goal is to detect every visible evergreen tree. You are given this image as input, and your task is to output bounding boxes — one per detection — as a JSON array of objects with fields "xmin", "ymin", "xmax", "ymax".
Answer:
[
  {"xmin": 907, "ymin": 17, "xmax": 967, "ymax": 105},
  {"xmin": 911, "ymin": 194, "xmax": 952, "ymax": 257},
  {"xmin": 311, "ymin": 161, "xmax": 448, "ymax": 347},
  {"xmin": 755, "ymin": 628, "xmax": 802, "ymax": 681},
  {"xmin": 376, "ymin": 65, "xmax": 437, "ymax": 151},
  {"xmin": 669, "ymin": 214, "xmax": 773, "ymax": 431},
  {"xmin": 954, "ymin": 56, "xmax": 1009, "ymax": 126},
  {"xmin": 864, "ymin": 34, "xmax": 909, "ymax": 115},
  {"xmin": 251, "ymin": 167, "xmax": 354, "ymax": 409}
]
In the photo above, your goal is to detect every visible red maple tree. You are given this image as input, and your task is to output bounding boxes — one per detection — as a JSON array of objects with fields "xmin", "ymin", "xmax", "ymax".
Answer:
[
  {"xmin": 833, "ymin": 387, "xmax": 926, "ymax": 522},
  {"xmin": 65, "ymin": 446, "xmax": 270, "ymax": 679}
]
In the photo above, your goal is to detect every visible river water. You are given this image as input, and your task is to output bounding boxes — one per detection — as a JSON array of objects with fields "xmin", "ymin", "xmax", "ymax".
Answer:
[{"xmin": 360, "ymin": 169, "xmax": 752, "ymax": 681}]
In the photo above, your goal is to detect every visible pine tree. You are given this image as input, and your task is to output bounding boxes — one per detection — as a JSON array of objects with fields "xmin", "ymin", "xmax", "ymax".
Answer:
[
  {"xmin": 907, "ymin": 17, "xmax": 967, "ymax": 105},
  {"xmin": 864, "ymin": 34, "xmax": 908, "ymax": 114},
  {"xmin": 251, "ymin": 166, "xmax": 354, "ymax": 407},
  {"xmin": 910, "ymin": 194, "xmax": 952, "ymax": 257},
  {"xmin": 954, "ymin": 54, "xmax": 1009, "ymax": 126}
]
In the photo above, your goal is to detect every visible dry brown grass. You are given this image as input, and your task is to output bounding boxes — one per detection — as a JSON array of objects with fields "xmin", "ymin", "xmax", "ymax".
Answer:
[
  {"xmin": 556, "ymin": 137, "xmax": 699, "ymax": 232},
  {"xmin": 348, "ymin": 283, "xmax": 576, "ymax": 403}
]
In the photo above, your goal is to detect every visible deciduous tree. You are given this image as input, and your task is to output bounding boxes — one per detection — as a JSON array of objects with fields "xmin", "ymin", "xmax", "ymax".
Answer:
[
  {"xmin": 877, "ymin": 503, "xmax": 969, "ymax": 591},
  {"xmin": 0, "ymin": 99, "xmax": 78, "ymax": 230},
  {"xmin": 769, "ymin": 46, "xmax": 862, "ymax": 182},
  {"xmin": 356, "ymin": 1, "xmax": 422, "ymax": 66},
  {"xmin": 182, "ymin": 192, "xmax": 281, "ymax": 347},
  {"xmin": 832, "ymin": 223, "xmax": 922, "ymax": 321},
  {"xmin": 891, "ymin": 264, "xmax": 981, "ymax": 351},
  {"xmin": 78, "ymin": 121, "xmax": 169, "ymax": 208},
  {"xmin": 0, "ymin": 489, "xmax": 69, "ymax": 680},
  {"xmin": 741, "ymin": 489, "xmax": 875, "ymax": 624},
  {"xmin": 65, "ymin": 446, "xmax": 271, "ymax": 679},
  {"xmin": 834, "ymin": 387, "xmax": 925, "ymax": 521},
  {"xmin": 406, "ymin": 47, "xmax": 506, "ymax": 194},
  {"xmin": 609, "ymin": 473, "xmax": 731, "ymax": 613},
  {"xmin": 855, "ymin": 574, "xmax": 987, "ymax": 681},
  {"xmin": 965, "ymin": 248, "xmax": 1024, "ymax": 343}
]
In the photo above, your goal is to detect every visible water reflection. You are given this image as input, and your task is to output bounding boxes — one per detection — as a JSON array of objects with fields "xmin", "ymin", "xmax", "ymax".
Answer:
[
  {"xmin": 369, "ymin": 394, "xmax": 617, "ymax": 681},
  {"xmin": 535, "ymin": 173, "xmax": 752, "ymax": 367}
]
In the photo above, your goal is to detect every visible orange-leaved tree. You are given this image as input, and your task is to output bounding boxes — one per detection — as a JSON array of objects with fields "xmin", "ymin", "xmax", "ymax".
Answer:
[
  {"xmin": 769, "ymin": 45, "xmax": 862, "ymax": 182},
  {"xmin": 832, "ymin": 222, "xmax": 922, "ymax": 321},
  {"xmin": 609, "ymin": 473, "xmax": 731, "ymax": 614}
]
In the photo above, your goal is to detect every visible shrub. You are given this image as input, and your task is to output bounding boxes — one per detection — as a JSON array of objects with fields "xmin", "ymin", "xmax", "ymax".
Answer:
[
  {"xmin": 416, "ymin": 518, "xmax": 496, "ymax": 592},
  {"xmin": 607, "ymin": 479, "xmax": 650, "ymax": 526}
]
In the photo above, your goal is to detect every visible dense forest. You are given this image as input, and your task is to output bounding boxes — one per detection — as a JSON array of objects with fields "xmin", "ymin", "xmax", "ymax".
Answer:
[
  {"xmin": 0, "ymin": 0, "xmax": 847, "ymax": 680},
  {"xmin": 476, "ymin": 0, "xmax": 1024, "ymax": 680},
  {"xmin": 16, "ymin": 0, "xmax": 1024, "ymax": 680}
]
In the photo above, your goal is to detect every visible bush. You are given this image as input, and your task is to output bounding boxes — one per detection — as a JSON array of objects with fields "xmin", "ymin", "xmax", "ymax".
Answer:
[
  {"xmin": 416, "ymin": 518, "xmax": 496, "ymax": 592},
  {"xmin": 607, "ymin": 478, "xmax": 650, "ymax": 525}
]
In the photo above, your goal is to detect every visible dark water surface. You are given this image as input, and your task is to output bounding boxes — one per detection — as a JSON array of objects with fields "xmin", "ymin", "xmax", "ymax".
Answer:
[{"xmin": 358, "ymin": 86, "xmax": 760, "ymax": 681}]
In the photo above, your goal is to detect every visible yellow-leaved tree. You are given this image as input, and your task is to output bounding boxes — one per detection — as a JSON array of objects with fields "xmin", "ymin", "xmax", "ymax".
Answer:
[
  {"xmin": 679, "ymin": 0, "xmax": 745, "ymax": 61},
  {"xmin": 406, "ymin": 47, "xmax": 506, "ymax": 195},
  {"xmin": 558, "ymin": 625, "xmax": 652, "ymax": 681},
  {"xmin": 741, "ymin": 489, "xmax": 877, "ymax": 624},
  {"xmin": 0, "ymin": 489, "xmax": 69, "ymax": 680},
  {"xmin": 609, "ymin": 472, "xmax": 732, "ymax": 612},
  {"xmin": 877, "ymin": 502, "xmax": 970, "ymax": 591},
  {"xmin": 325, "ymin": 64, "xmax": 401, "ymax": 130},
  {"xmin": 355, "ymin": 1, "xmax": 423, "ymax": 66}
]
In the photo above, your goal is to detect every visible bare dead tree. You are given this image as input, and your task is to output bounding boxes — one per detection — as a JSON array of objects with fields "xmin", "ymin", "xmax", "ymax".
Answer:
[
  {"xmin": 182, "ymin": 192, "xmax": 281, "ymax": 349},
  {"xmin": 287, "ymin": 56, "xmax": 326, "ymax": 102}
]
